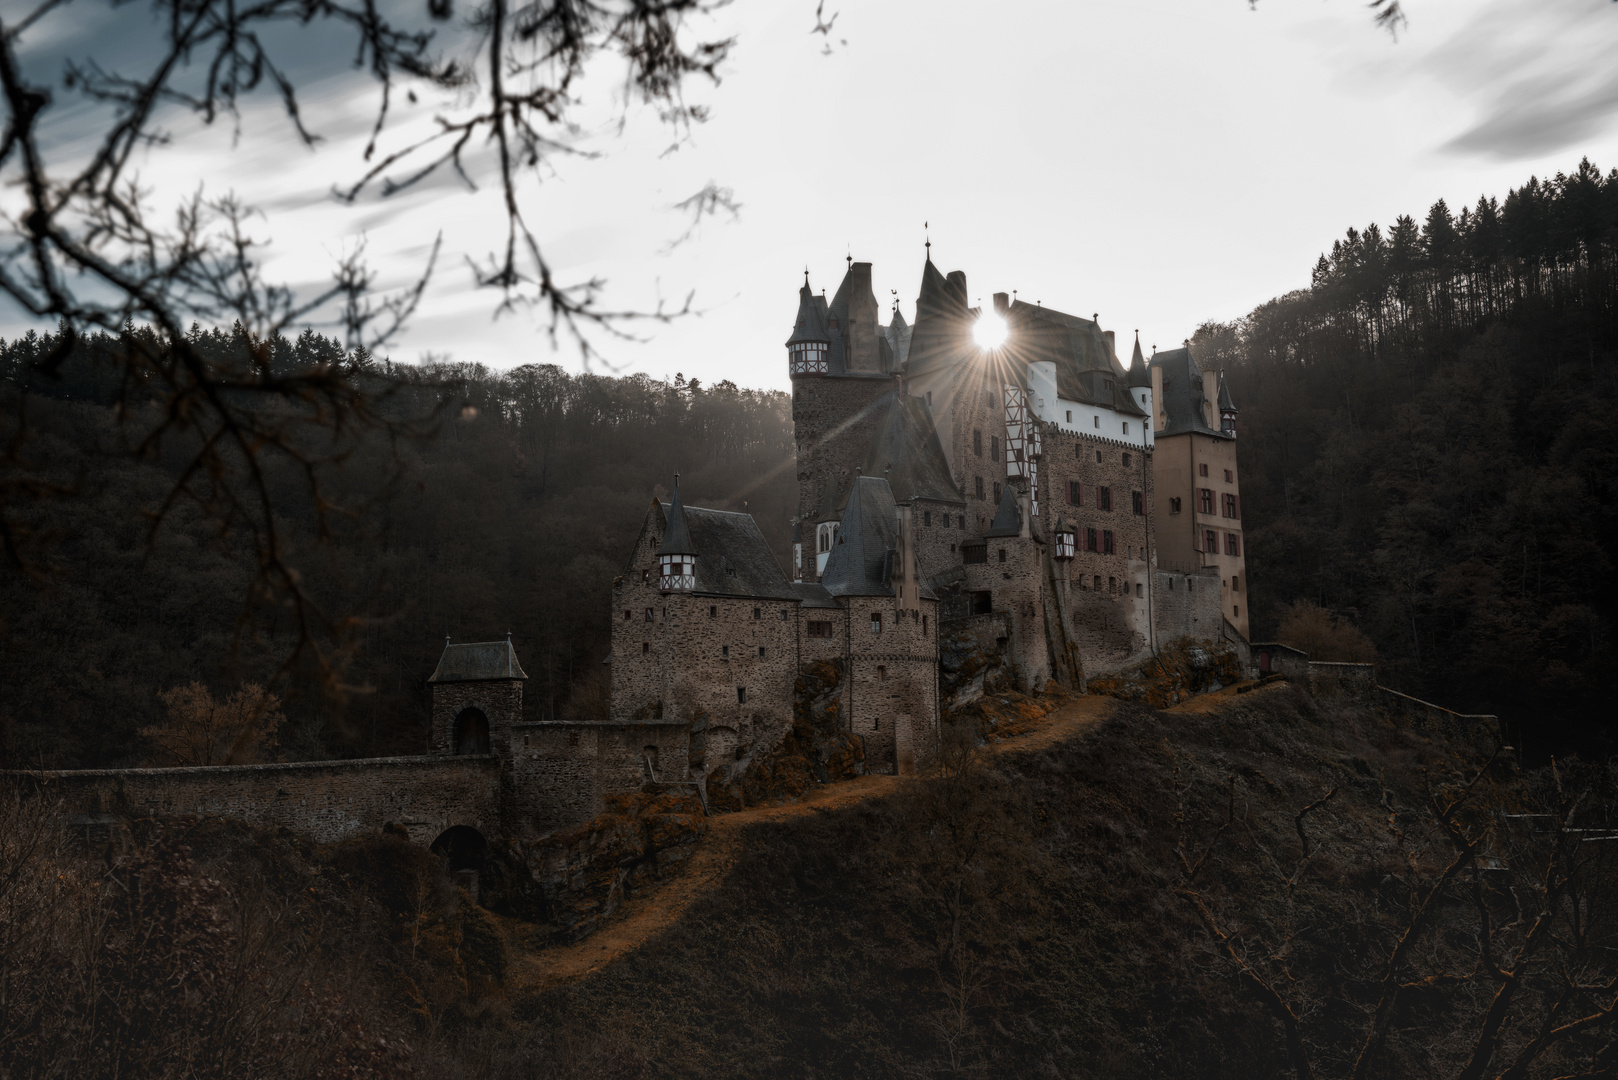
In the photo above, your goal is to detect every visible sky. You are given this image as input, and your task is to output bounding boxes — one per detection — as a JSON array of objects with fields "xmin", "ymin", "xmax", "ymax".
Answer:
[{"xmin": 6, "ymin": 0, "xmax": 1618, "ymax": 393}]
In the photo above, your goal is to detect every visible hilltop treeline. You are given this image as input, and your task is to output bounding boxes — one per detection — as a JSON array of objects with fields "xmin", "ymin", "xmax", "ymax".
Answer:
[
  {"xmin": 1206, "ymin": 157, "xmax": 1618, "ymax": 753},
  {"xmin": 0, "ymin": 326, "xmax": 794, "ymax": 767}
]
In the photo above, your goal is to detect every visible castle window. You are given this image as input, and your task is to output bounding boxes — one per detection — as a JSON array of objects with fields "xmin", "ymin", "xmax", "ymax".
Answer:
[
  {"xmin": 1122, "ymin": 452, "xmax": 1132, "ymax": 467},
  {"xmin": 923, "ymin": 511, "xmax": 931, "ymax": 527},
  {"xmin": 873, "ymin": 718, "xmax": 880, "ymax": 730},
  {"xmin": 1109, "ymin": 576, "xmax": 1117, "ymax": 593},
  {"xmin": 780, "ymin": 609, "xmax": 789, "ymax": 620},
  {"xmin": 1167, "ymin": 578, "xmax": 1174, "ymax": 591},
  {"xmin": 1066, "ymin": 410, "xmax": 1072, "ymax": 423},
  {"xmin": 1099, "ymin": 486, "xmax": 1112, "ymax": 511},
  {"xmin": 998, "ymin": 548, "xmax": 1007, "ymax": 564},
  {"xmin": 963, "ymin": 544, "xmax": 987, "ymax": 564},
  {"xmin": 877, "ymin": 665, "xmax": 887, "ymax": 681},
  {"xmin": 722, "ymin": 645, "xmax": 730, "ymax": 658},
  {"xmin": 1093, "ymin": 416, "xmax": 1099, "ymax": 429},
  {"xmin": 1068, "ymin": 480, "xmax": 1082, "ymax": 506},
  {"xmin": 1086, "ymin": 528, "xmax": 1098, "ymax": 552},
  {"xmin": 452, "ymin": 709, "xmax": 490, "ymax": 756},
  {"xmin": 1225, "ymin": 469, "xmax": 1234, "ymax": 483},
  {"xmin": 971, "ymin": 591, "xmax": 992, "ymax": 615},
  {"xmin": 1136, "ymin": 583, "xmax": 1144, "ymax": 598},
  {"xmin": 624, "ymin": 610, "xmax": 631, "ymax": 620},
  {"xmin": 645, "ymin": 608, "xmax": 654, "ymax": 622},
  {"xmin": 922, "ymin": 615, "xmax": 928, "ymax": 635},
  {"xmin": 1093, "ymin": 575, "xmax": 1101, "ymax": 590},
  {"xmin": 1200, "ymin": 488, "xmax": 1215, "ymax": 514},
  {"xmin": 1234, "ymin": 604, "xmax": 1240, "ymax": 618},
  {"xmin": 973, "ymin": 429, "xmax": 982, "ymax": 457},
  {"xmin": 709, "ymin": 605, "xmax": 718, "ymax": 618},
  {"xmin": 641, "ymin": 569, "xmax": 649, "ymax": 582},
  {"xmin": 993, "ymin": 482, "xmax": 1001, "ymax": 505},
  {"xmin": 1170, "ymin": 496, "xmax": 1182, "ymax": 514},
  {"xmin": 870, "ymin": 613, "xmax": 882, "ymax": 633},
  {"xmin": 975, "ymin": 476, "xmax": 985, "ymax": 500},
  {"xmin": 1132, "ymin": 491, "xmax": 1144, "ymax": 515},
  {"xmin": 1233, "ymin": 574, "xmax": 1241, "ymax": 592},
  {"xmin": 807, "ymin": 620, "xmax": 833, "ymax": 638},
  {"xmin": 642, "ymin": 641, "xmax": 649, "ymax": 654},
  {"xmin": 990, "ymin": 434, "xmax": 1000, "ymax": 461},
  {"xmin": 1205, "ymin": 529, "xmax": 1218, "ymax": 554},
  {"xmin": 1103, "ymin": 530, "xmax": 1115, "ymax": 555},
  {"xmin": 753, "ymin": 607, "xmax": 761, "ymax": 619},
  {"xmin": 1095, "ymin": 449, "xmax": 1102, "ymax": 463},
  {"xmin": 1223, "ymin": 493, "xmax": 1241, "ymax": 519},
  {"xmin": 1199, "ymin": 463, "xmax": 1209, "ymax": 478},
  {"xmin": 950, "ymin": 544, "xmax": 956, "ymax": 553},
  {"xmin": 738, "ymin": 687, "xmax": 747, "ymax": 704},
  {"xmin": 759, "ymin": 646, "xmax": 767, "ymax": 658},
  {"xmin": 1226, "ymin": 532, "xmax": 1242, "ymax": 556},
  {"xmin": 1122, "ymin": 422, "xmax": 1129, "ymax": 435}
]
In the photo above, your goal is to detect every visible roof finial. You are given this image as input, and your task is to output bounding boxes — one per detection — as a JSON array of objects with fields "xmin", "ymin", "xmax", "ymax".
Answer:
[
  {"xmin": 804, "ymin": 266, "xmax": 810, "ymax": 288},
  {"xmin": 1093, "ymin": 312, "xmax": 1099, "ymax": 324},
  {"xmin": 674, "ymin": 470, "xmax": 680, "ymax": 489},
  {"xmin": 846, "ymin": 246, "xmax": 852, "ymax": 270},
  {"xmin": 924, "ymin": 220, "xmax": 931, "ymax": 259},
  {"xmin": 445, "ymin": 633, "xmax": 451, "ymax": 646},
  {"xmin": 506, "ymin": 630, "xmax": 512, "ymax": 642}
]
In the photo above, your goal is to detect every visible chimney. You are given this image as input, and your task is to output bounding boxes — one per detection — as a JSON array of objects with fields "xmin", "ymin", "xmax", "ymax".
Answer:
[
  {"xmin": 993, "ymin": 292, "xmax": 1009, "ymax": 315},
  {"xmin": 844, "ymin": 261, "xmax": 880, "ymax": 373},
  {"xmin": 946, "ymin": 270, "xmax": 968, "ymax": 307}
]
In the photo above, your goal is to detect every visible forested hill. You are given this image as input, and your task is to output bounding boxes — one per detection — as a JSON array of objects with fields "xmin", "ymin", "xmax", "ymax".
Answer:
[
  {"xmin": 1202, "ymin": 157, "xmax": 1618, "ymax": 755},
  {"xmin": 4, "ymin": 159, "xmax": 1617, "ymax": 766},
  {"xmin": 0, "ymin": 328, "xmax": 795, "ymax": 767}
]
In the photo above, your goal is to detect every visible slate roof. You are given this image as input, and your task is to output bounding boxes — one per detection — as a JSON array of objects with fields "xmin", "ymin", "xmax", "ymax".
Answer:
[
  {"xmin": 818, "ymin": 476, "xmax": 936, "ymax": 600},
  {"xmin": 1150, "ymin": 347, "xmax": 1228, "ymax": 439},
  {"xmin": 1003, "ymin": 300, "xmax": 1148, "ymax": 417},
  {"xmin": 429, "ymin": 639, "xmax": 528, "ymax": 683},
  {"xmin": 655, "ymin": 500, "xmax": 798, "ymax": 600},
  {"xmin": 657, "ymin": 486, "xmax": 696, "ymax": 556},
  {"xmin": 985, "ymin": 483, "xmax": 1024, "ymax": 538},
  {"xmin": 785, "ymin": 282, "xmax": 830, "ymax": 347},
  {"xmin": 791, "ymin": 581, "xmax": 840, "ymax": 609},
  {"xmin": 862, "ymin": 393, "xmax": 966, "ymax": 506},
  {"xmin": 1128, "ymin": 334, "xmax": 1151, "ymax": 389},
  {"xmin": 1217, "ymin": 373, "xmax": 1237, "ymax": 413},
  {"xmin": 902, "ymin": 259, "xmax": 974, "ymax": 379}
]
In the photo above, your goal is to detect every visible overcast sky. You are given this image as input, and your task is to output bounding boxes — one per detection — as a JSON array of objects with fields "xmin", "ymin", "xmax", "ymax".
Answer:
[{"xmin": 7, "ymin": 0, "xmax": 1618, "ymax": 391}]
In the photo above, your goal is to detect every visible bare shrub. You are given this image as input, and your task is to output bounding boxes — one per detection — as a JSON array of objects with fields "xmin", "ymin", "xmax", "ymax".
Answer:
[
  {"xmin": 1277, "ymin": 600, "xmax": 1377, "ymax": 662},
  {"xmin": 141, "ymin": 681, "xmax": 285, "ymax": 766}
]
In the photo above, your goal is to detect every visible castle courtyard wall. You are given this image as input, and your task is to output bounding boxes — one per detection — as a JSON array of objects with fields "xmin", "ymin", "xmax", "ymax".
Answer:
[
  {"xmin": 507, "ymin": 719, "xmax": 691, "ymax": 836},
  {"xmin": 23, "ymin": 755, "xmax": 501, "ymax": 846}
]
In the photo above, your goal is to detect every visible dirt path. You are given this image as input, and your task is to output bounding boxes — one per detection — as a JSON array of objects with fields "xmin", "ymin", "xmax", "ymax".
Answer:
[{"xmin": 503, "ymin": 693, "xmax": 1118, "ymax": 994}]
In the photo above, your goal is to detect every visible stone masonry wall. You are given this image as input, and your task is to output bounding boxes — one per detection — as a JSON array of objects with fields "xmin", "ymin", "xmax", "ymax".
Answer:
[
  {"xmin": 912, "ymin": 496, "xmax": 971, "ymax": 586},
  {"xmin": 845, "ymin": 594, "xmax": 940, "ymax": 774},
  {"xmin": 24, "ymin": 755, "xmax": 501, "ymax": 846},
  {"xmin": 431, "ymin": 679, "xmax": 524, "ymax": 756},
  {"xmin": 506, "ymin": 719, "xmax": 691, "ymax": 837},
  {"xmin": 963, "ymin": 531, "xmax": 1049, "ymax": 691},
  {"xmin": 793, "ymin": 374, "xmax": 896, "ymax": 573},
  {"xmin": 1154, "ymin": 567, "xmax": 1226, "ymax": 646}
]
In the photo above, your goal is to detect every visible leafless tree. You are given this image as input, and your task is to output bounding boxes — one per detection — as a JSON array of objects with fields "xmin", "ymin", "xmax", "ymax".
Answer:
[{"xmin": 0, "ymin": 0, "xmax": 736, "ymax": 672}]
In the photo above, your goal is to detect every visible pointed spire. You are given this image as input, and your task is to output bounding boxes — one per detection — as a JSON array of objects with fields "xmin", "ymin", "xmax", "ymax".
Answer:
[
  {"xmin": 985, "ymin": 483, "xmax": 1023, "ymax": 537},
  {"xmin": 785, "ymin": 275, "xmax": 830, "ymax": 347},
  {"xmin": 657, "ymin": 479, "xmax": 696, "ymax": 556},
  {"xmin": 1217, "ymin": 372, "xmax": 1237, "ymax": 413},
  {"xmin": 1128, "ymin": 330, "xmax": 1151, "ymax": 388}
]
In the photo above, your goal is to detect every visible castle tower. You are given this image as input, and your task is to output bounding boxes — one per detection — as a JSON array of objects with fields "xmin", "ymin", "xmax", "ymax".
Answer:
[
  {"xmin": 1217, "ymin": 373, "xmax": 1238, "ymax": 438},
  {"xmin": 657, "ymin": 483, "xmax": 697, "ymax": 592},
  {"xmin": 427, "ymin": 636, "xmax": 527, "ymax": 756},
  {"xmin": 786, "ymin": 277, "xmax": 830, "ymax": 377}
]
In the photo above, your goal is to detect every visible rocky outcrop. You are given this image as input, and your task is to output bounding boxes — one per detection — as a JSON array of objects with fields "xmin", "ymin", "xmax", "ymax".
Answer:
[
  {"xmin": 499, "ymin": 791, "xmax": 706, "ymax": 939},
  {"xmin": 1085, "ymin": 637, "xmax": 1244, "ymax": 707},
  {"xmin": 939, "ymin": 628, "xmax": 1014, "ymax": 709},
  {"xmin": 706, "ymin": 659, "xmax": 866, "ymax": 811}
]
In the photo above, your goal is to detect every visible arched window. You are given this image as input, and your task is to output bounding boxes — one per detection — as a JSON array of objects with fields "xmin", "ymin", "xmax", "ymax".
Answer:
[{"xmin": 453, "ymin": 708, "xmax": 490, "ymax": 755}]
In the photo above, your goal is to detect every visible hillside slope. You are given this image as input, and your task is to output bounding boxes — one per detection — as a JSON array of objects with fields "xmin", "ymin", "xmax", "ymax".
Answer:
[{"xmin": 454, "ymin": 684, "xmax": 1613, "ymax": 1080}]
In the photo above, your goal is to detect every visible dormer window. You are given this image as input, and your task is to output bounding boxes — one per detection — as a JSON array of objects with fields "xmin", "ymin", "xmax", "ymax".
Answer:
[
  {"xmin": 789, "ymin": 341, "xmax": 829, "ymax": 376},
  {"xmin": 659, "ymin": 554, "xmax": 695, "ymax": 592}
]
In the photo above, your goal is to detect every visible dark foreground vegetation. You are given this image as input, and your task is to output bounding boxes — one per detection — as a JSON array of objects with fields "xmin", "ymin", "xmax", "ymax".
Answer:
[
  {"xmin": 5, "ymin": 686, "xmax": 1613, "ymax": 1079},
  {"xmin": 1206, "ymin": 158, "xmax": 1618, "ymax": 753}
]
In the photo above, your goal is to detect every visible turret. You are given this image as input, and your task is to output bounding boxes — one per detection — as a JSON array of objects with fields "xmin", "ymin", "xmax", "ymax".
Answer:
[
  {"xmin": 657, "ymin": 482, "xmax": 697, "ymax": 591},
  {"xmin": 1217, "ymin": 372, "xmax": 1238, "ymax": 438},
  {"xmin": 1053, "ymin": 515, "xmax": 1076, "ymax": 561},
  {"xmin": 786, "ymin": 275, "xmax": 830, "ymax": 377}
]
